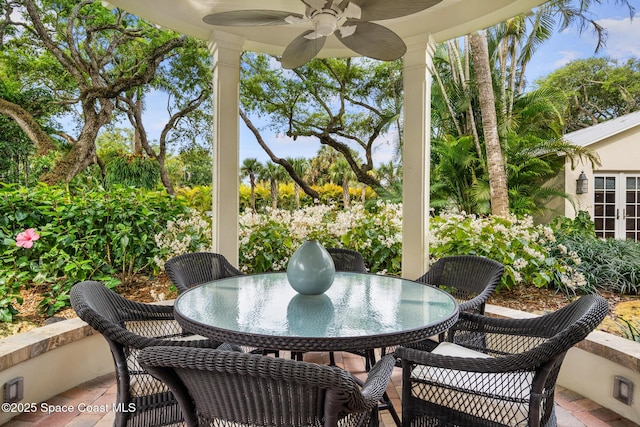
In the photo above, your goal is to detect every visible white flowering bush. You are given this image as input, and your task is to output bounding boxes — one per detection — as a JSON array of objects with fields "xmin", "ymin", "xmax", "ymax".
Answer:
[
  {"xmin": 153, "ymin": 210, "xmax": 212, "ymax": 270},
  {"xmin": 154, "ymin": 204, "xmax": 590, "ymax": 295},
  {"xmin": 239, "ymin": 202, "xmax": 403, "ymax": 274},
  {"xmin": 429, "ymin": 212, "xmax": 586, "ymax": 294}
]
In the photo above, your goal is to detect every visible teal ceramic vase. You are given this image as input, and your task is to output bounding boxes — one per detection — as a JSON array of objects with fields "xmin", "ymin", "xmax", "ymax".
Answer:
[{"xmin": 286, "ymin": 240, "xmax": 336, "ymax": 295}]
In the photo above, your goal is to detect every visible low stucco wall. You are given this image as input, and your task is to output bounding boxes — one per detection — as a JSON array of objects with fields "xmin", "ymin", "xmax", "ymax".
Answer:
[{"xmin": 0, "ymin": 318, "xmax": 113, "ymax": 425}]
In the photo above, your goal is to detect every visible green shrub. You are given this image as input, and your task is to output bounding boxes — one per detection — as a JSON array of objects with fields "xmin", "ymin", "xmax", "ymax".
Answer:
[
  {"xmin": 552, "ymin": 212, "xmax": 640, "ymax": 294},
  {"xmin": 556, "ymin": 236, "xmax": 640, "ymax": 294},
  {"xmin": 153, "ymin": 211, "xmax": 213, "ymax": 269},
  {"xmin": 104, "ymin": 154, "xmax": 161, "ymax": 189},
  {"xmin": 429, "ymin": 212, "xmax": 586, "ymax": 294},
  {"xmin": 0, "ymin": 183, "xmax": 188, "ymax": 319},
  {"xmin": 238, "ymin": 202, "xmax": 402, "ymax": 274}
]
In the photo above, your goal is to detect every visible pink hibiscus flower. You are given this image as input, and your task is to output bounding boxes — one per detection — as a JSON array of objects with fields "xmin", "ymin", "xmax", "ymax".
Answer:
[{"xmin": 16, "ymin": 228, "xmax": 40, "ymax": 249}]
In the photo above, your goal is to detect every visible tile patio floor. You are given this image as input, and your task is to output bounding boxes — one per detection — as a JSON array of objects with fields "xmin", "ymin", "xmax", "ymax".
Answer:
[{"xmin": 3, "ymin": 351, "xmax": 636, "ymax": 427}]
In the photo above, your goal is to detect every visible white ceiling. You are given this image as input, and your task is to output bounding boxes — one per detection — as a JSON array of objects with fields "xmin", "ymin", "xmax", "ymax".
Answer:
[{"xmin": 106, "ymin": 0, "xmax": 548, "ymax": 57}]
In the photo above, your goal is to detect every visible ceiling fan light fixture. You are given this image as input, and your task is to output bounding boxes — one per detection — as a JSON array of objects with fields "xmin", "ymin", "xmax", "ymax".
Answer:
[{"xmin": 314, "ymin": 12, "xmax": 337, "ymax": 36}]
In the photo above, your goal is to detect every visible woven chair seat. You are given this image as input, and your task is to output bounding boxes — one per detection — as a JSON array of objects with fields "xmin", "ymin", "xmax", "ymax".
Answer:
[{"xmin": 411, "ymin": 342, "xmax": 532, "ymax": 425}]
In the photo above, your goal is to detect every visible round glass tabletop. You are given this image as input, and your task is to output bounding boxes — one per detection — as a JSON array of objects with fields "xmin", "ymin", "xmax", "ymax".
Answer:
[{"xmin": 174, "ymin": 272, "xmax": 458, "ymax": 352}]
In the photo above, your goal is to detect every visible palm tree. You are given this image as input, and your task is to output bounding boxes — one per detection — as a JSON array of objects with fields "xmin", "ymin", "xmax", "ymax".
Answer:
[
  {"xmin": 430, "ymin": 0, "xmax": 632, "ymax": 215},
  {"xmin": 240, "ymin": 158, "xmax": 262, "ymax": 211},
  {"xmin": 259, "ymin": 161, "xmax": 287, "ymax": 210},
  {"xmin": 308, "ymin": 145, "xmax": 338, "ymax": 185},
  {"xmin": 430, "ymin": 135, "xmax": 482, "ymax": 213},
  {"xmin": 470, "ymin": 30, "xmax": 509, "ymax": 216},
  {"xmin": 286, "ymin": 157, "xmax": 309, "ymax": 208},
  {"xmin": 329, "ymin": 157, "xmax": 356, "ymax": 209}
]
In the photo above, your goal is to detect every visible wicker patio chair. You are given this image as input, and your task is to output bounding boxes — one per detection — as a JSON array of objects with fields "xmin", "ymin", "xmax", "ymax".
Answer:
[
  {"xmin": 327, "ymin": 247, "xmax": 368, "ymax": 273},
  {"xmin": 396, "ymin": 294, "xmax": 609, "ymax": 427},
  {"xmin": 138, "ymin": 347, "xmax": 397, "ymax": 427},
  {"xmin": 415, "ymin": 255, "xmax": 504, "ymax": 345},
  {"xmin": 165, "ymin": 252, "xmax": 278, "ymax": 357},
  {"xmin": 164, "ymin": 251, "xmax": 243, "ymax": 294},
  {"xmin": 70, "ymin": 280, "xmax": 220, "ymax": 427}
]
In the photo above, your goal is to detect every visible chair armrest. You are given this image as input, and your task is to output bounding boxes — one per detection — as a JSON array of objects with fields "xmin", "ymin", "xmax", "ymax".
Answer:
[
  {"xmin": 457, "ymin": 290, "xmax": 492, "ymax": 312},
  {"xmin": 357, "ymin": 354, "xmax": 396, "ymax": 405},
  {"xmin": 348, "ymin": 354, "xmax": 396, "ymax": 412}
]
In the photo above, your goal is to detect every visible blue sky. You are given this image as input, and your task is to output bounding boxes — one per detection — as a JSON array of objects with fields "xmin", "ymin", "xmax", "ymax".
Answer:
[
  {"xmin": 526, "ymin": 2, "xmax": 640, "ymax": 82},
  {"xmin": 136, "ymin": 1, "xmax": 640, "ymax": 166}
]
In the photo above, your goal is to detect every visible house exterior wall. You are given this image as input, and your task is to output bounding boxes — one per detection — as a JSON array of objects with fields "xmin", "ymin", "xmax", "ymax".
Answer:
[{"xmin": 562, "ymin": 125, "xmax": 640, "ymax": 219}]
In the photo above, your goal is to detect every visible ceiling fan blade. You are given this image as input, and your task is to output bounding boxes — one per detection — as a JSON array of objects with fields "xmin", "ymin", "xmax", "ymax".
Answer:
[
  {"xmin": 281, "ymin": 31, "xmax": 327, "ymax": 69},
  {"xmin": 203, "ymin": 10, "xmax": 304, "ymax": 26},
  {"xmin": 335, "ymin": 20, "xmax": 406, "ymax": 61},
  {"xmin": 349, "ymin": 0, "xmax": 442, "ymax": 21}
]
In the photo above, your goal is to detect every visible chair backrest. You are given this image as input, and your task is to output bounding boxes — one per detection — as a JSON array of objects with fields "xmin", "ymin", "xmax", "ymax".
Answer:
[
  {"xmin": 70, "ymin": 281, "xmax": 198, "ymax": 427},
  {"xmin": 452, "ymin": 294, "xmax": 609, "ymax": 356},
  {"xmin": 139, "ymin": 347, "xmax": 396, "ymax": 427},
  {"xmin": 326, "ymin": 248, "xmax": 367, "ymax": 272},
  {"xmin": 416, "ymin": 255, "xmax": 504, "ymax": 314},
  {"xmin": 165, "ymin": 252, "xmax": 243, "ymax": 293}
]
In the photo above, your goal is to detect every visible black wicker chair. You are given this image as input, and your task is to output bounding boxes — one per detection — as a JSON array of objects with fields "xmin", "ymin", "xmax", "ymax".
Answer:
[
  {"xmin": 416, "ymin": 255, "xmax": 504, "ymax": 344},
  {"xmin": 417, "ymin": 255, "xmax": 504, "ymax": 315},
  {"xmin": 70, "ymin": 280, "xmax": 220, "ymax": 427},
  {"xmin": 164, "ymin": 252, "xmax": 243, "ymax": 294},
  {"xmin": 396, "ymin": 295, "xmax": 609, "ymax": 427},
  {"xmin": 327, "ymin": 247, "xmax": 368, "ymax": 273},
  {"xmin": 139, "ymin": 347, "xmax": 397, "ymax": 427}
]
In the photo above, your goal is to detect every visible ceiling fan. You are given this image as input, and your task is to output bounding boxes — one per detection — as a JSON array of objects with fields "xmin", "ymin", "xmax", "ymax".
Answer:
[{"xmin": 203, "ymin": 0, "xmax": 442, "ymax": 69}]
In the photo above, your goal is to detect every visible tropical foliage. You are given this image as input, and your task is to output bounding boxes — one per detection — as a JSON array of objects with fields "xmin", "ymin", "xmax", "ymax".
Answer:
[
  {"xmin": 536, "ymin": 57, "xmax": 640, "ymax": 131},
  {"xmin": 0, "ymin": 183, "xmax": 190, "ymax": 320}
]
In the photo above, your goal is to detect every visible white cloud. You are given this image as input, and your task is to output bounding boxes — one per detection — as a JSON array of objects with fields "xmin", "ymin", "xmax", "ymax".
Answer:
[
  {"xmin": 552, "ymin": 50, "xmax": 582, "ymax": 68},
  {"xmin": 598, "ymin": 13, "xmax": 640, "ymax": 59}
]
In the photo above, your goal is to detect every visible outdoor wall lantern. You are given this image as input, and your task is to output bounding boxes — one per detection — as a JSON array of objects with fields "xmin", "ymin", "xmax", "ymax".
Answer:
[{"xmin": 576, "ymin": 171, "xmax": 588, "ymax": 194}]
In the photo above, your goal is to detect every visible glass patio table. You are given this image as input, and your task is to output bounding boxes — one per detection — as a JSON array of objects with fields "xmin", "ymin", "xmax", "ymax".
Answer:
[{"xmin": 173, "ymin": 272, "xmax": 459, "ymax": 353}]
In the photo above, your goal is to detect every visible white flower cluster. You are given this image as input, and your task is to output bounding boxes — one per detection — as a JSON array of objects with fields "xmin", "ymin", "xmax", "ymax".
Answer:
[
  {"xmin": 288, "ymin": 205, "xmax": 334, "ymax": 239},
  {"xmin": 327, "ymin": 204, "xmax": 367, "ymax": 237},
  {"xmin": 238, "ymin": 203, "xmax": 404, "ymax": 274},
  {"xmin": 153, "ymin": 211, "xmax": 212, "ymax": 269},
  {"xmin": 429, "ymin": 211, "xmax": 585, "ymax": 291}
]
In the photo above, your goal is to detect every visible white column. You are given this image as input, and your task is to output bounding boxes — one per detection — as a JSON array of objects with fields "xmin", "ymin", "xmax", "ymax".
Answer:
[
  {"xmin": 402, "ymin": 35, "xmax": 436, "ymax": 279},
  {"xmin": 209, "ymin": 32, "xmax": 244, "ymax": 265}
]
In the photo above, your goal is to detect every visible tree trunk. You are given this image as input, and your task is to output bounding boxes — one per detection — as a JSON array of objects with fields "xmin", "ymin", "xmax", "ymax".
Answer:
[
  {"xmin": 469, "ymin": 31, "xmax": 509, "ymax": 216},
  {"xmin": 250, "ymin": 175, "xmax": 257, "ymax": 211},
  {"xmin": 0, "ymin": 98, "xmax": 57, "ymax": 154},
  {"xmin": 40, "ymin": 100, "xmax": 112, "ymax": 184},
  {"xmin": 294, "ymin": 184, "xmax": 300, "ymax": 208},
  {"xmin": 271, "ymin": 180, "xmax": 278, "ymax": 210},
  {"xmin": 342, "ymin": 177, "xmax": 350, "ymax": 208}
]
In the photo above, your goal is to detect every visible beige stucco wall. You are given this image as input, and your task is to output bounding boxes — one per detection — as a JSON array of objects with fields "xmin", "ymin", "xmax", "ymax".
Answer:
[
  {"xmin": 558, "ymin": 333, "xmax": 640, "ymax": 424},
  {"xmin": 0, "ymin": 318, "xmax": 113, "ymax": 425},
  {"xmin": 562, "ymin": 125, "xmax": 640, "ymax": 219}
]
